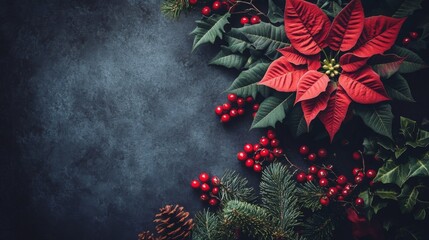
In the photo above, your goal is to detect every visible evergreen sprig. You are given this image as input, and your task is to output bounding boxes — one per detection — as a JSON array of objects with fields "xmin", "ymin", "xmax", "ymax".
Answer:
[
  {"xmin": 300, "ymin": 211, "xmax": 335, "ymax": 240},
  {"xmin": 220, "ymin": 170, "xmax": 257, "ymax": 203},
  {"xmin": 161, "ymin": 0, "xmax": 189, "ymax": 19},
  {"xmin": 192, "ymin": 210, "xmax": 224, "ymax": 240},
  {"xmin": 296, "ymin": 181, "xmax": 325, "ymax": 212}
]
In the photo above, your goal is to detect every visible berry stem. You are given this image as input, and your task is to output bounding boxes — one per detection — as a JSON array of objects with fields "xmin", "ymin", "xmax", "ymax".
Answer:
[
  {"xmin": 282, "ymin": 153, "xmax": 303, "ymax": 173},
  {"xmin": 228, "ymin": 0, "xmax": 268, "ymax": 18},
  {"xmin": 360, "ymin": 150, "xmax": 366, "ymax": 173}
]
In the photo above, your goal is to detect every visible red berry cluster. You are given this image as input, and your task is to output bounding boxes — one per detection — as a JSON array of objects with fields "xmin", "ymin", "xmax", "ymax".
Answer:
[
  {"xmin": 296, "ymin": 150, "xmax": 378, "ymax": 208},
  {"xmin": 298, "ymin": 145, "xmax": 328, "ymax": 162},
  {"xmin": 402, "ymin": 31, "xmax": 419, "ymax": 46},
  {"xmin": 240, "ymin": 15, "xmax": 260, "ymax": 25},
  {"xmin": 215, "ymin": 93, "xmax": 258, "ymax": 123},
  {"xmin": 237, "ymin": 129, "xmax": 283, "ymax": 173},
  {"xmin": 197, "ymin": 0, "xmax": 262, "ymax": 26},
  {"xmin": 190, "ymin": 172, "xmax": 221, "ymax": 206},
  {"xmin": 198, "ymin": 1, "xmax": 231, "ymax": 17}
]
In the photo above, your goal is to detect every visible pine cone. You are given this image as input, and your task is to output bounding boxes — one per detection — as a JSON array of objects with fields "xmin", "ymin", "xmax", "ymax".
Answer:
[
  {"xmin": 154, "ymin": 204, "xmax": 194, "ymax": 240},
  {"xmin": 138, "ymin": 231, "xmax": 158, "ymax": 240}
]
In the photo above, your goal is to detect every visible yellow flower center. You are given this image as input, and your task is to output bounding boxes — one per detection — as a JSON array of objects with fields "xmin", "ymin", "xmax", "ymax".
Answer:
[{"xmin": 322, "ymin": 58, "xmax": 341, "ymax": 78}]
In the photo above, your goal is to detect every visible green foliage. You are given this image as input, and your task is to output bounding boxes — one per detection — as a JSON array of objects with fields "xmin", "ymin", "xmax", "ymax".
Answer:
[
  {"xmin": 209, "ymin": 47, "xmax": 248, "ymax": 70},
  {"xmin": 286, "ymin": 105, "xmax": 308, "ymax": 137},
  {"xmin": 191, "ymin": 14, "xmax": 231, "ymax": 51},
  {"xmin": 296, "ymin": 181, "xmax": 325, "ymax": 212},
  {"xmin": 161, "ymin": 0, "xmax": 189, "ymax": 19},
  {"xmin": 251, "ymin": 94, "xmax": 295, "ymax": 129},
  {"xmin": 192, "ymin": 210, "xmax": 224, "ymax": 240},
  {"xmin": 354, "ymin": 103, "xmax": 394, "ymax": 140},
  {"xmin": 318, "ymin": 0, "xmax": 343, "ymax": 17},
  {"xmin": 391, "ymin": 0, "xmax": 423, "ymax": 18},
  {"xmin": 226, "ymin": 62, "xmax": 271, "ymax": 98},
  {"xmin": 268, "ymin": 0, "xmax": 284, "ymax": 24},
  {"xmin": 383, "ymin": 74, "xmax": 415, "ymax": 102},
  {"xmin": 300, "ymin": 212, "xmax": 335, "ymax": 240},
  {"xmin": 389, "ymin": 46, "xmax": 428, "ymax": 73},
  {"xmin": 220, "ymin": 170, "xmax": 257, "ymax": 203}
]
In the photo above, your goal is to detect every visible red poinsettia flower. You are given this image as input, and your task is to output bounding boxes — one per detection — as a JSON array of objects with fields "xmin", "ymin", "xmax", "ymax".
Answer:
[{"xmin": 258, "ymin": 0, "xmax": 406, "ymax": 140}]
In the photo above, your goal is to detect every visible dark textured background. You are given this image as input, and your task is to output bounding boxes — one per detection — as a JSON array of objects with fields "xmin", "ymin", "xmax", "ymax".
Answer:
[{"xmin": 1, "ymin": 0, "xmax": 429, "ymax": 240}]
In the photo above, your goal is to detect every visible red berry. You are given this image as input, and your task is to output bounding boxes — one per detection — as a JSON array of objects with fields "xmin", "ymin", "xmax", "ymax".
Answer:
[
  {"xmin": 320, "ymin": 196, "xmax": 330, "ymax": 206},
  {"xmin": 252, "ymin": 112, "xmax": 256, "ymax": 118},
  {"xmin": 325, "ymin": 164, "xmax": 333, "ymax": 170},
  {"xmin": 366, "ymin": 169, "xmax": 377, "ymax": 179},
  {"xmin": 308, "ymin": 153, "xmax": 317, "ymax": 161},
  {"xmin": 227, "ymin": 93, "xmax": 237, "ymax": 102},
  {"xmin": 352, "ymin": 168, "xmax": 361, "ymax": 176},
  {"xmin": 317, "ymin": 169, "xmax": 328, "ymax": 178},
  {"xmin": 212, "ymin": 1, "xmax": 221, "ymax": 10},
  {"xmin": 402, "ymin": 37, "xmax": 411, "ymax": 45},
  {"xmin": 317, "ymin": 148, "xmax": 328, "ymax": 158},
  {"xmin": 200, "ymin": 194, "xmax": 209, "ymax": 201},
  {"xmin": 337, "ymin": 195, "xmax": 344, "ymax": 201},
  {"xmin": 237, "ymin": 108, "xmax": 245, "ymax": 115},
  {"xmin": 268, "ymin": 153, "xmax": 274, "ymax": 161},
  {"xmin": 199, "ymin": 172, "xmax": 210, "ymax": 182},
  {"xmin": 260, "ymin": 148, "xmax": 270, "ymax": 157},
  {"xmin": 308, "ymin": 165, "xmax": 318, "ymax": 174},
  {"xmin": 243, "ymin": 144, "xmax": 253, "ymax": 153},
  {"xmin": 222, "ymin": 1, "xmax": 230, "ymax": 10},
  {"xmin": 270, "ymin": 139, "xmax": 280, "ymax": 147},
  {"xmin": 336, "ymin": 185, "xmax": 343, "ymax": 190},
  {"xmin": 215, "ymin": 105, "xmax": 223, "ymax": 115},
  {"xmin": 319, "ymin": 178, "xmax": 329, "ymax": 187},
  {"xmin": 220, "ymin": 114, "xmax": 230, "ymax": 123},
  {"xmin": 267, "ymin": 129, "xmax": 274, "ymax": 135},
  {"xmin": 236, "ymin": 98, "xmax": 245, "ymax": 106},
  {"xmin": 296, "ymin": 172, "xmax": 307, "ymax": 183},
  {"xmin": 299, "ymin": 145, "xmax": 310, "ymax": 155},
  {"xmin": 344, "ymin": 184, "xmax": 352, "ymax": 191},
  {"xmin": 253, "ymin": 144, "xmax": 261, "ymax": 152},
  {"xmin": 237, "ymin": 151, "xmax": 247, "ymax": 161},
  {"xmin": 273, "ymin": 148, "xmax": 283, "ymax": 157},
  {"xmin": 191, "ymin": 180, "xmax": 200, "ymax": 189},
  {"xmin": 245, "ymin": 158, "xmax": 254, "ymax": 168},
  {"xmin": 229, "ymin": 109, "xmax": 238, "ymax": 117},
  {"xmin": 254, "ymin": 153, "xmax": 261, "ymax": 161},
  {"xmin": 355, "ymin": 197, "xmax": 364, "ymax": 206},
  {"xmin": 341, "ymin": 189, "xmax": 349, "ymax": 196},
  {"xmin": 240, "ymin": 16, "xmax": 250, "ymax": 25},
  {"xmin": 260, "ymin": 137, "xmax": 269, "ymax": 146},
  {"xmin": 222, "ymin": 103, "xmax": 231, "ymax": 111},
  {"xmin": 201, "ymin": 183, "xmax": 210, "ymax": 192},
  {"xmin": 189, "ymin": 0, "xmax": 198, "ymax": 4},
  {"xmin": 252, "ymin": 103, "xmax": 260, "ymax": 112},
  {"xmin": 208, "ymin": 198, "xmax": 218, "ymax": 206},
  {"xmin": 246, "ymin": 96, "xmax": 254, "ymax": 103},
  {"xmin": 250, "ymin": 15, "xmax": 260, "ymax": 24},
  {"xmin": 354, "ymin": 175, "xmax": 363, "ymax": 184},
  {"xmin": 211, "ymin": 187, "xmax": 219, "ymax": 195},
  {"xmin": 352, "ymin": 151, "xmax": 361, "ymax": 161},
  {"xmin": 369, "ymin": 180, "xmax": 374, "ymax": 187},
  {"xmin": 306, "ymin": 174, "xmax": 315, "ymax": 182},
  {"xmin": 336, "ymin": 175, "xmax": 347, "ymax": 185},
  {"xmin": 328, "ymin": 187, "xmax": 338, "ymax": 196},
  {"xmin": 374, "ymin": 155, "xmax": 381, "ymax": 161},
  {"xmin": 211, "ymin": 176, "xmax": 220, "ymax": 186},
  {"xmin": 253, "ymin": 164, "xmax": 262, "ymax": 172},
  {"xmin": 410, "ymin": 31, "xmax": 419, "ymax": 39},
  {"xmin": 267, "ymin": 132, "xmax": 276, "ymax": 140},
  {"xmin": 201, "ymin": 6, "xmax": 211, "ymax": 16},
  {"xmin": 357, "ymin": 172, "xmax": 365, "ymax": 178}
]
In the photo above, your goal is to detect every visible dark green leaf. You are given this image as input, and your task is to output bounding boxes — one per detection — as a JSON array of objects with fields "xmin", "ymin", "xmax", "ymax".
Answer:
[
  {"xmin": 407, "ymin": 129, "xmax": 429, "ymax": 148},
  {"xmin": 224, "ymin": 29, "xmax": 251, "ymax": 54},
  {"xmin": 414, "ymin": 208, "xmax": 426, "ymax": 220},
  {"xmin": 363, "ymin": 137, "xmax": 379, "ymax": 155},
  {"xmin": 395, "ymin": 225, "xmax": 425, "ymax": 240},
  {"xmin": 209, "ymin": 47, "xmax": 247, "ymax": 70},
  {"xmin": 226, "ymin": 63, "xmax": 271, "ymax": 98},
  {"xmin": 399, "ymin": 184, "xmax": 419, "ymax": 213},
  {"xmin": 286, "ymin": 105, "xmax": 308, "ymax": 137},
  {"xmin": 400, "ymin": 116, "xmax": 417, "ymax": 140},
  {"xmin": 389, "ymin": 46, "xmax": 427, "ymax": 73},
  {"xmin": 251, "ymin": 94, "xmax": 295, "ymax": 129},
  {"xmin": 374, "ymin": 187, "xmax": 400, "ymax": 200},
  {"xmin": 395, "ymin": 146, "xmax": 407, "ymax": 159},
  {"xmin": 268, "ymin": 0, "xmax": 284, "ymax": 24},
  {"xmin": 191, "ymin": 14, "xmax": 231, "ymax": 51},
  {"xmin": 355, "ymin": 103, "xmax": 394, "ymax": 139},
  {"xmin": 392, "ymin": 0, "xmax": 423, "ymax": 18},
  {"xmin": 384, "ymin": 73, "xmax": 415, "ymax": 102}
]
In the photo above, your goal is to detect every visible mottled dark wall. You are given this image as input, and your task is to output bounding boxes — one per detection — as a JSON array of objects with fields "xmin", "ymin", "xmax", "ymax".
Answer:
[{"xmin": 0, "ymin": 0, "xmax": 265, "ymax": 239}]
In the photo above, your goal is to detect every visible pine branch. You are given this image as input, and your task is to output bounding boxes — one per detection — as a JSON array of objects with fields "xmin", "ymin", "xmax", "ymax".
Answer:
[
  {"xmin": 296, "ymin": 181, "xmax": 325, "ymax": 212},
  {"xmin": 300, "ymin": 211, "xmax": 335, "ymax": 240},
  {"xmin": 222, "ymin": 200, "xmax": 273, "ymax": 240},
  {"xmin": 192, "ymin": 209, "xmax": 226, "ymax": 240},
  {"xmin": 161, "ymin": 0, "xmax": 189, "ymax": 19},
  {"xmin": 260, "ymin": 163, "xmax": 301, "ymax": 238},
  {"xmin": 220, "ymin": 170, "xmax": 257, "ymax": 203}
]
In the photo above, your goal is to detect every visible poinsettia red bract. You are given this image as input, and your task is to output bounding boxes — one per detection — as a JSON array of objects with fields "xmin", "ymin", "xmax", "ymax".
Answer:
[{"xmin": 258, "ymin": 0, "xmax": 406, "ymax": 141}]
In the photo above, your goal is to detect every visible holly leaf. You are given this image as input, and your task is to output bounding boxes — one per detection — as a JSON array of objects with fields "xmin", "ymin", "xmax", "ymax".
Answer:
[
  {"xmin": 339, "ymin": 66, "xmax": 390, "ymax": 104},
  {"xmin": 370, "ymin": 54, "xmax": 404, "ymax": 79},
  {"xmin": 227, "ymin": 63, "xmax": 271, "ymax": 98},
  {"xmin": 354, "ymin": 103, "xmax": 393, "ymax": 139},
  {"xmin": 328, "ymin": 0, "xmax": 364, "ymax": 52},
  {"xmin": 224, "ymin": 29, "xmax": 252, "ymax": 54},
  {"xmin": 240, "ymin": 22, "xmax": 288, "ymax": 58},
  {"xmin": 400, "ymin": 116, "xmax": 417, "ymax": 140},
  {"xmin": 351, "ymin": 16, "xmax": 406, "ymax": 58},
  {"xmin": 251, "ymin": 94, "xmax": 295, "ymax": 129},
  {"xmin": 414, "ymin": 209, "xmax": 426, "ymax": 220},
  {"xmin": 285, "ymin": 0, "xmax": 331, "ymax": 55},
  {"xmin": 295, "ymin": 71, "xmax": 330, "ymax": 103},
  {"xmin": 373, "ymin": 186, "xmax": 400, "ymax": 200},
  {"xmin": 383, "ymin": 73, "xmax": 415, "ymax": 102},
  {"xmin": 392, "ymin": 0, "xmax": 423, "ymax": 18},
  {"xmin": 191, "ymin": 13, "xmax": 231, "ymax": 51},
  {"xmin": 398, "ymin": 184, "xmax": 419, "ymax": 213},
  {"xmin": 301, "ymin": 83, "xmax": 335, "ymax": 127},
  {"xmin": 389, "ymin": 46, "xmax": 428, "ymax": 73},
  {"xmin": 287, "ymin": 105, "xmax": 308, "ymax": 137},
  {"xmin": 318, "ymin": 86, "xmax": 352, "ymax": 141},
  {"xmin": 210, "ymin": 47, "xmax": 248, "ymax": 70},
  {"xmin": 363, "ymin": 137, "xmax": 379, "ymax": 155},
  {"xmin": 268, "ymin": 0, "xmax": 284, "ymax": 24},
  {"xmin": 407, "ymin": 129, "xmax": 429, "ymax": 148}
]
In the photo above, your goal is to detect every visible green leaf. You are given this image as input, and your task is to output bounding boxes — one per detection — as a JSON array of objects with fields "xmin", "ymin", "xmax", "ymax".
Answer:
[
  {"xmin": 209, "ymin": 47, "xmax": 247, "ymax": 70},
  {"xmin": 384, "ymin": 74, "xmax": 415, "ymax": 102},
  {"xmin": 414, "ymin": 208, "xmax": 426, "ymax": 220},
  {"xmin": 372, "ymin": 201, "xmax": 389, "ymax": 214},
  {"xmin": 399, "ymin": 184, "xmax": 419, "ymax": 213},
  {"xmin": 286, "ymin": 105, "xmax": 308, "ymax": 137},
  {"xmin": 240, "ymin": 22, "xmax": 288, "ymax": 58},
  {"xmin": 400, "ymin": 116, "xmax": 417, "ymax": 140},
  {"xmin": 268, "ymin": 0, "xmax": 284, "ymax": 24},
  {"xmin": 251, "ymin": 94, "xmax": 295, "ymax": 129},
  {"xmin": 407, "ymin": 129, "xmax": 429, "ymax": 148},
  {"xmin": 395, "ymin": 146, "xmax": 407, "ymax": 159},
  {"xmin": 363, "ymin": 137, "xmax": 379, "ymax": 155},
  {"xmin": 355, "ymin": 103, "xmax": 394, "ymax": 139},
  {"xmin": 191, "ymin": 14, "xmax": 231, "ymax": 51},
  {"xmin": 395, "ymin": 225, "xmax": 426, "ymax": 240},
  {"xmin": 373, "ymin": 187, "xmax": 400, "ymax": 200},
  {"xmin": 226, "ymin": 63, "xmax": 271, "ymax": 98},
  {"xmin": 224, "ymin": 29, "xmax": 251, "ymax": 54},
  {"xmin": 378, "ymin": 136, "xmax": 395, "ymax": 151},
  {"xmin": 392, "ymin": 0, "xmax": 423, "ymax": 18},
  {"xmin": 389, "ymin": 46, "xmax": 427, "ymax": 73}
]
